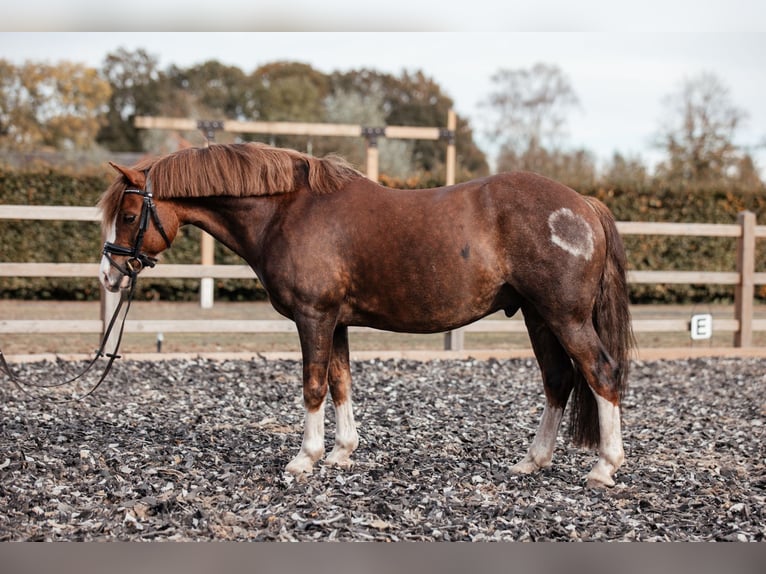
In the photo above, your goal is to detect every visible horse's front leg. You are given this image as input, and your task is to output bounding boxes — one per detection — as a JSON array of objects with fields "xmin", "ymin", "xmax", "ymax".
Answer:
[
  {"xmin": 325, "ymin": 326, "xmax": 359, "ymax": 468},
  {"xmin": 285, "ymin": 313, "xmax": 336, "ymax": 476}
]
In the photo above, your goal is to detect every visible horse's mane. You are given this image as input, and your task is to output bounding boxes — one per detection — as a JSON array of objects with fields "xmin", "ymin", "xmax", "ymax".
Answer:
[{"xmin": 99, "ymin": 142, "xmax": 362, "ymax": 225}]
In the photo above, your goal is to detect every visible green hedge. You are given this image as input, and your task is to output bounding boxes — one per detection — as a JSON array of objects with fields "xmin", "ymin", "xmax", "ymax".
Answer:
[
  {"xmin": 589, "ymin": 186, "xmax": 766, "ymax": 303},
  {"xmin": 0, "ymin": 168, "xmax": 267, "ymax": 301},
  {"xmin": 1, "ymin": 168, "xmax": 764, "ymax": 303}
]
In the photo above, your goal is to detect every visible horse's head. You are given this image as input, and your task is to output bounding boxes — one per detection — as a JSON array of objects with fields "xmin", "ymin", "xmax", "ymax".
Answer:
[{"xmin": 99, "ymin": 162, "xmax": 179, "ymax": 292}]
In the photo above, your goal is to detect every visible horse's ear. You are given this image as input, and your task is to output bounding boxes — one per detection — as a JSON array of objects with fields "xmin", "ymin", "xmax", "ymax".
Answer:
[{"xmin": 109, "ymin": 161, "xmax": 146, "ymax": 188}]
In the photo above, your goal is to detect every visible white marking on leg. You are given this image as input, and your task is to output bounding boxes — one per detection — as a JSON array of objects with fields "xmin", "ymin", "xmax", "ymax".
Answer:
[
  {"xmin": 326, "ymin": 397, "xmax": 359, "ymax": 468},
  {"xmin": 548, "ymin": 207, "xmax": 595, "ymax": 260},
  {"xmin": 511, "ymin": 402, "xmax": 564, "ymax": 474},
  {"xmin": 586, "ymin": 393, "xmax": 625, "ymax": 487},
  {"xmin": 285, "ymin": 400, "xmax": 326, "ymax": 475}
]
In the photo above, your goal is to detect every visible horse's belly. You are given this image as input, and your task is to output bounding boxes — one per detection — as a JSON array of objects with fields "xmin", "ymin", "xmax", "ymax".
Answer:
[{"xmin": 342, "ymin": 281, "xmax": 516, "ymax": 334}]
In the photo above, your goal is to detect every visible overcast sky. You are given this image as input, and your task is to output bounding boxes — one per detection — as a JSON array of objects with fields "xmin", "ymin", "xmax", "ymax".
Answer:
[{"xmin": 2, "ymin": 3, "xmax": 765, "ymax": 173}]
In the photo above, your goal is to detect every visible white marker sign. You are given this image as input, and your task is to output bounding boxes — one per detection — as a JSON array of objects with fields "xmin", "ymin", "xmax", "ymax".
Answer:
[{"xmin": 690, "ymin": 314, "xmax": 713, "ymax": 340}]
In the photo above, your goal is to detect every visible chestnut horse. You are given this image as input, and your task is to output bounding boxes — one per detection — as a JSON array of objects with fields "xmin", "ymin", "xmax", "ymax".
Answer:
[{"xmin": 100, "ymin": 142, "xmax": 633, "ymax": 487}]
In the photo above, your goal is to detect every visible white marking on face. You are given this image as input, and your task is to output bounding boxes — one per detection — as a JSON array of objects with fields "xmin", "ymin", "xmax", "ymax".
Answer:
[
  {"xmin": 548, "ymin": 207, "xmax": 595, "ymax": 260},
  {"xmin": 99, "ymin": 217, "xmax": 117, "ymax": 289}
]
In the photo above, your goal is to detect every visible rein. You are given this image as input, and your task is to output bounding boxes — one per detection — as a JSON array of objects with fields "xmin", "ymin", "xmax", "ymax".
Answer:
[
  {"xmin": 0, "ymin": 187, "xmax": 170, "ymax": 402},
  {"xmin": 0, "ymin": 274, "xmax": 136, "ymax": 402}
]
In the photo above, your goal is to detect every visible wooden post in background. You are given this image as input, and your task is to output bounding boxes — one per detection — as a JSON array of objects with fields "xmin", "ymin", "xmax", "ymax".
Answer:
[
  {"xmin": 734, "ymin": 210, "xmax": 756, "ymax": 347},
  {"xmin": 442, "ymin": 110, "xmax": 464, "ymax": 351},
  {"xmin": 445, "ymin": 109, "xmax": 456, "ymax": 187},
  {"xmin": 198, "ymin": 121, "xmax": 221, "ymax": 309},
  {"xmin": 363, "ymin": 127, "xmax": 383, "ymax": 182},
  {"xmin": 199, "ymin": 232, "xmax": 215, "ymax": 309}
]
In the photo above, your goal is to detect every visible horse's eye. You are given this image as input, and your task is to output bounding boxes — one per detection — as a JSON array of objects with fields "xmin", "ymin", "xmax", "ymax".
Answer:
[{"xmin": 122, "ymin": 214, "xmax": 138, "ymax": 224}]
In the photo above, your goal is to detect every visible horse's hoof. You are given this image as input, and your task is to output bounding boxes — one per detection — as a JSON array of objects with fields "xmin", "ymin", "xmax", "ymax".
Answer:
[
  {"xmin": 326, "ymin": 451, "xmax": 354, "ymax": 469},
  {"xmin": 285, "ymin": 455, "xmax": 315, "ymax": 476},
  {"xmin": 585, "ymin": 469, "xmax": 616, "ymax": 488},
  {"xmin": 509, "ymin": 459, "xmax": 541, "ymax": 475}
]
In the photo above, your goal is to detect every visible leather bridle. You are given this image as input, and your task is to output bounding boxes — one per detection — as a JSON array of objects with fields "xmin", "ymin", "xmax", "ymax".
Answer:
[{"xmin": 102, "ymin": 188, "xmax": 172, "ymax": 277}]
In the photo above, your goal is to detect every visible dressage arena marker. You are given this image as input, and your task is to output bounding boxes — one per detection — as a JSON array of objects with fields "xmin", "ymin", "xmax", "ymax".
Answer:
[{"xmin": 690, "ymin": 314, "xmax": 714, "ymax": 341}]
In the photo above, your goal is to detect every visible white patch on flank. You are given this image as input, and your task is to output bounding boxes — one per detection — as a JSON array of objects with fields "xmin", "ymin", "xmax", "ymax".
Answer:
[{"xmin": 548, "ymin": 207, "xmax": 595, "ymax": 260}]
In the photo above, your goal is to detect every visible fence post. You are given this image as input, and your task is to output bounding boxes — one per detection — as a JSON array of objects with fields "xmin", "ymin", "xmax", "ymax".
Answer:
[
  {"xmin": 198, "ymin": 122, "xmax": 222, "ymax": 309},
  {"xmin": 734, "ymin": 210, "xmax": 756, "ymax": 347},
  {"xmin": 363, "ymin": 127, "xmax": 382, "ymax": 182},
  {"xmin": 442, "ymin": 110, "xmax": 464, "ymax": 351},
  {"xmin": 200, "ymin": 233, "xmax": 215, "ymax": 309}
]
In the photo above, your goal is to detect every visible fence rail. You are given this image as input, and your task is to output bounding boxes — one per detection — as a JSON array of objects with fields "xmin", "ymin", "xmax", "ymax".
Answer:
[{"xmin": 1, "ymin": 205, "xmax": 764, "ymax": 350}]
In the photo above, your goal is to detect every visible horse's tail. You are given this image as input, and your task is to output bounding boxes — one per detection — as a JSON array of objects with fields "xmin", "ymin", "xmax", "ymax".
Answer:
[{"xmin": 570, "ymin": 196, "xmax": 634, "ymax": 448}]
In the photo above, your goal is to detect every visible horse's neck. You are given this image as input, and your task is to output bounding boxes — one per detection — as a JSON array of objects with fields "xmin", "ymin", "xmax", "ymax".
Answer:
[{"xmin": 176, "ymin": 195, "xmax": 282, "ymax": 265}]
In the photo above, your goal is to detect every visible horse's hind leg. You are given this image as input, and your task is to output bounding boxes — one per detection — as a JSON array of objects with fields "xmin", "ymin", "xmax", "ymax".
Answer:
[
  {"xmin": 552, "ymin": 319, "xmax": 625, "ymax": 487},
  {"xmin": 325, "ymin": 326, "xmax": 359, "ymax": 468},
  {"xmin": 511, "ymin": 307, "xmax": 575, "ymax": 474}
]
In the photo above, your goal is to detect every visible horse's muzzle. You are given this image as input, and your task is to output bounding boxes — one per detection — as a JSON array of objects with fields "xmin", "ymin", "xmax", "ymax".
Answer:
[{"xmin": 100, "ymin": 254, "xmax": 133, "ymax": 292}]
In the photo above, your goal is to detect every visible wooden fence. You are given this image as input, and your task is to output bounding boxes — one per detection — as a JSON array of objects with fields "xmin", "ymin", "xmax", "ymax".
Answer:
[{"xmin": 1, "ymin": 205, "xmax": 764, "ymax": 352}]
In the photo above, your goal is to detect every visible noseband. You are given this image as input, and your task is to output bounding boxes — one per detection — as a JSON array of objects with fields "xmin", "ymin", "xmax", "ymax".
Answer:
[{"xmin": 103, "ymin": 188, "xmax": 172, "ymax": 276}]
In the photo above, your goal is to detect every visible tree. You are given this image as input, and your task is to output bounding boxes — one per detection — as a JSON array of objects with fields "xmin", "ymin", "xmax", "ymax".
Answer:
[
  {"xmin": 167, "ymin": 60, "xmax": 252, "ymax": 121},
  {"xmin": 0, "ymin": 60, "xmax": 111, "ymax": 151},
  {"xmin": 330, "ymin": 68, "xmax": 488, "ymax": 180},
  {"xmin": 602, "ymin": 152, "xmax": 649, "ymax": 190},
  {"xmin": 481, "ymin": 63, "xmax": 580, "ymax": 163},
  {"xmin": 323, "ymin": 85, "xmax": 414, "ymax": 177},
  {"xmin": 252, "ymin": 62, "xmax": 329, "ymax": 121},
  {"xmin": 732, "ymin": 153, "xmax": 764, "ymax": 191},
  {"xmin": 98, "ymin": 48, "xmax": 166, "ymax": 151},
  {"xmin": 497, "ymin": 145, "xmax": 596, "ymax": 189},
  {"xmin": 0, "ymin": 59, "xmax": 40, "ymax": 149},
  {"xmin": 654, "ymin": 72, "xmax": 750, "ymax": 187},
  {"xmin": 244, "ymin": 61, "xmax": 331, "ymax": 151}
]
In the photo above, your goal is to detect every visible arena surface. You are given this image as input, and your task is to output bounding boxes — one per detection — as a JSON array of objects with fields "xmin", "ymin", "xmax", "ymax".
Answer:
[{"xmin": 1, "ymin": 356, "xmax": 764, "ymax": 541}]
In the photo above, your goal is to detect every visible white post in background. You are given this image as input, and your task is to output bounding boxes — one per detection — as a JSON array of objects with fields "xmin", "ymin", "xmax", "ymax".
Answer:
[
  {"xmin": 363, "ymin": 127, "xmax": 382, "ymax": 181},
  {"xmin": 200, "ymin": 232, "xmax": 215, "ymax": 309},
  {"xmin": 198, "ymin": 120, "xmax": 222, "ymax": 309},
  {"xmin": 442, "ymin": 110, "xmax": 464, "ymax": 351}
]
